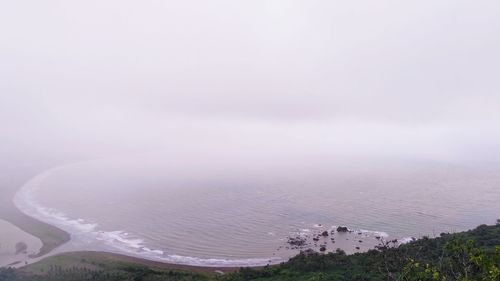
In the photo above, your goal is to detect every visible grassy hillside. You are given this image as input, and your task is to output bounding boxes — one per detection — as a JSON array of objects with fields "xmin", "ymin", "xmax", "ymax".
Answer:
[{"xmin": 1, "ymin": 223, "xmax": 499, "ymax": 281}]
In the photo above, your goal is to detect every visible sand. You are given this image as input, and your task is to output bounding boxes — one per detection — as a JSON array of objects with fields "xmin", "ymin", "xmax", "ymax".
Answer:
[
  {"xmin": 0, "ymin": 219, "xmax": 43, "ymax": 267},
  {"xmin": 0, "ymin": 168, "xmax": 70, "ymax": 260},
  {"xmin": 0, "ymin": 167, "xmax": 258, "ymax": 274}
]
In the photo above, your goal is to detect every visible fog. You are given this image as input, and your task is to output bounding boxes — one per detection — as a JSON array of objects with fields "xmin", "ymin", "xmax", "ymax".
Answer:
[{"xmin": 1, "ymin": 0, "xmax": 500, "ymax": 168}]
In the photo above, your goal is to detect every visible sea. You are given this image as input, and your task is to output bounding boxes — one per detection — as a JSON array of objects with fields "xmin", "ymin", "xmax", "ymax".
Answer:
[{"xmin": 13, "ymin": 153, "xmax": 500, "ymax": 267}]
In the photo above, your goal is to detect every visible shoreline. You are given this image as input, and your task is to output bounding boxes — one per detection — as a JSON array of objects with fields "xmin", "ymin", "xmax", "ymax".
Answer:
[
  {"xmin": 3, "ymin": 202, "xmax": 260, "ymax": 273},
  {"xmin": 0, "ymin": 200, "xmax": 70, "ymax": 259},
  {"xmin": 10, "ymin": 163, "xmax": 389, "ymax": 269},
  {"xmin": 9, "ymin": 164, "xmax": 494, "ymax": 272},
  {"xmin": 0, "ymin": 168, "xmax": 71, "ymax": 260},
  {"xmin": 21, "ymin": 251, "xmax": 256, "ymax": 275},
  {"xmin": 1, "ymin": 168, "xmax": 268, "ymax": 272}
]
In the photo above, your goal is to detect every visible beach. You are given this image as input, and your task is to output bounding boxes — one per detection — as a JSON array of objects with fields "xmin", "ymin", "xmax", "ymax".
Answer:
[
  {"xmin": 2, "ymin": 161, "xmax": 499, "ymax": 272},
  {"xmin": 0, "ymin": 166, "xmax": 258, "ymax": 274},
  {"xmin": 0, "ymin": 219, "xmax": 42, "ymax": 267},
  {"xmin": 0, "ymin": 167, "xmax": 68, "ymax": 267}
]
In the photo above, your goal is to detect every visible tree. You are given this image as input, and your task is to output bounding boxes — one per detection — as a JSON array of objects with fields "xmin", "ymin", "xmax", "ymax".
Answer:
[{"xmin": 396, "ymin": 239, "xmax": 500, "ymax": 281}]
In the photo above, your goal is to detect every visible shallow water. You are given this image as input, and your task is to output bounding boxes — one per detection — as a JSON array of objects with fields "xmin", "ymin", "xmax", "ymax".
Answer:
[
  {"xmin": 13, "ymin": 154, "xmax": 500, "ymax": 266},
  {"xmin": 0, "ymin": 219, "xmax": 42, "ymax": 267}
]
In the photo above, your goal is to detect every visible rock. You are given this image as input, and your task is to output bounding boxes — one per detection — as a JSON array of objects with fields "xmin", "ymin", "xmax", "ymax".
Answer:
[
  {"xmin": 355, "ymin": 246, "xmax": 360, "ymax": 250},
  {"xmin": 313, "ymin": 237, "xmax": 319, "ymax": 241},
  {"xmin": 319, "ymin": 246, "xmax": 326, "ymax": 252},
  {"xmin": 321, "ymin": 231, "xmax": 329, "ymax": 237},
  {"xmin": 287, "ymin": 236, "xmax": 307, "ymax": 247},
  {"xmin": 358, "ymin": 240, "xmax": 363, "ymax": 243},
  {"xmin": 15, "ymin": 242, "xmax": 27, "ymax": 254},
  {"xmin": 337, "ymin": 226, "xmax": 349, "ymax": 232}
]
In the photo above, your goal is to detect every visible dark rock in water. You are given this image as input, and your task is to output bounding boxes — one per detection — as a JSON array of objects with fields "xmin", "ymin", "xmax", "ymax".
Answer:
[
  {"xmin": 358, "ymin": 240, "xmax": 363, "ymax": 243},
  {"xmin": 355, "ymin": 246, "xmax": 360, "ymax": 250},
  {"xmin": 313, "ymin": 237, "xmax": 319, "ymax": 242},
  {"xmin": 358, "ymin": 232, "xmax": 362, "ymax": 235},
  {"xmin": 15, "ymin": 242, "xmax": 28, "ymax": 254},
  {"xmin": 319, "ymin": 246, "xmax": 326, "ymax": 252},
  {"xmin": 375, "ymin": 236, "xmax": 381, "ymax": 239},
  {"xmin": 337, "ymin": 226, "xmax": 349, "ymax": 232},
  {"xmin": 321, "ymin": 231, "xmax": 329, "ymax": 237},
  {"xmin": 287, "ymin": 236, "xmax": 307, "ymax": 247}
]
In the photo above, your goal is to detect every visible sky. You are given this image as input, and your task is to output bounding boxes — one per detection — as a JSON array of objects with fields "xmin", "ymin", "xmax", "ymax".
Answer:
[{"xmin": 1, "ymin": 1, "xmax": 500, "ymax": 166}]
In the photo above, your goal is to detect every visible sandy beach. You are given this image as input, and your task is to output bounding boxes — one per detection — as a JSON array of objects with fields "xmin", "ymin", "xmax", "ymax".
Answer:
[
  {"xmin": 3, "ymin": 162, "xmax": 498, "ymax": 274},
  {"xmin": 0, "ymin": 219, "xmax": 42, "ymax": 267},
  {"xmin": 0, "ymin": 167, "xmax": 260, "ymax": 274},
  {"xmin": 0, "ymin": 167, "xmax": 69, "ymax": 267}
]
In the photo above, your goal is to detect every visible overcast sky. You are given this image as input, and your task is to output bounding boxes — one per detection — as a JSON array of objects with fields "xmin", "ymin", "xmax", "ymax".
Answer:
[{"xmin": 1, "ymin": 1, "xmax": 499, "ymax": 165}]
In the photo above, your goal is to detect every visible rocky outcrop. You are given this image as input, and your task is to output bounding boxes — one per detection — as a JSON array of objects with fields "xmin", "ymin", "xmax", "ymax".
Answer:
[{"xmin": 336, "ymin": 226, "xmax": 349, "ymax": 232}]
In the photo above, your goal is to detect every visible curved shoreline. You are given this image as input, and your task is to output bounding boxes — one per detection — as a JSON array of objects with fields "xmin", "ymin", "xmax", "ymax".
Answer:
[
  {"xmin": 7, "ymin": 163, "xmax": 403, "ymax": 270},
  {"xmin": 0, "ymin": 168, "xmax": 71, "ymax": 260},
  {"xmin": 3, "ymin": 203, "xmax": 258, "ymax": 273},
  {"xmin": 22, "ymin": 251, "xmax": 250, "ymax": 275},
  {"xmin": 8, "ymin": 165, "xmax": 282, "ymax": 269},
  {"xmin": 0, "ymin": 203, "xmax": 70, "ymax": 259}
]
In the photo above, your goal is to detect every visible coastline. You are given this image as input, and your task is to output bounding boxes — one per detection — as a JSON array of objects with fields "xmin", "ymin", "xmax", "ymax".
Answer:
[
  {"xmin": 21, "ymin": 251, "xmax": 250, "ymax": 276},
  {"xmin": 1, "ymin": 165, "xmax": 415, "ymax": 271},
  {"xmin": 3, "ymin": 166, "xmax": 498, "ymax": 276},
  {"xmin": 0, "ymin": 168, "xmax": 266, "ymax": 273},
  {"xmin": 0, "ymin": 168, "xmax": 70, "ymax": 259},
  {"xmin": 0, "ymin": 201, "xmax": 70, "ymax": 258}
]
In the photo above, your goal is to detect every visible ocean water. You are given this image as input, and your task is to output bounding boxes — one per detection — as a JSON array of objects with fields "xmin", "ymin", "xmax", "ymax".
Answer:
[{"xmin": 13, "ymin": 154, "xmax": 500, "ymax": 266}]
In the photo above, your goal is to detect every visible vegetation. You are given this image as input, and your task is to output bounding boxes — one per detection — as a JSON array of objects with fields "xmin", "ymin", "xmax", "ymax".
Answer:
[{"xmin": 1, "ymin": 223, "xmax": 499, "ymax": 281}]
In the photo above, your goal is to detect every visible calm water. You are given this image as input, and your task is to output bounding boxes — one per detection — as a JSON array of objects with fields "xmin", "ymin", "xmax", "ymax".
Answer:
[{"xmin": 14, "ymin": 154, "xmax": 500, "ymax": 266}]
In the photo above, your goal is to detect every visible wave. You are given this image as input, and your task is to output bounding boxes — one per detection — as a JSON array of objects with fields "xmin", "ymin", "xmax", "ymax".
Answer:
[
  {"xmin": 13, "ymin": 165, "xmax": 284, "ymax": 267},
  {"xmin": 397, "ymin": 237, "xmax": 417, "ymax": 245},
  {"xmin": 359, "ymin": 229, "xmax": 389, "ymax": 238},
  {"xmin": 323, "ymin": 225, "xmax": 389, "ymax": 238}
]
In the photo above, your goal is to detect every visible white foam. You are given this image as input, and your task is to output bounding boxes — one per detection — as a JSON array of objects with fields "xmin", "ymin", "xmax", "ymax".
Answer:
[
  {"xmin": 398, "ymin": 237, "xmax": 416, "ymax": 245},
  {"xmin": 13, "ymin": 165, "xmax": 285, "ymax": 267},
  {"xmin": 359, "ymin": 229, "xmax": 389, "ymax": 238}
]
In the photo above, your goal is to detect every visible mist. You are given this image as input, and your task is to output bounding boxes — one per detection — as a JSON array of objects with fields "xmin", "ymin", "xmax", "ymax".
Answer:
[
  {"xmin": 2, "ymin": 1, "xmax": 500, "ymax": 270},
  {"xmin": 1, "ymin": 0, "xmax": 500, "ymax": 168}
]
